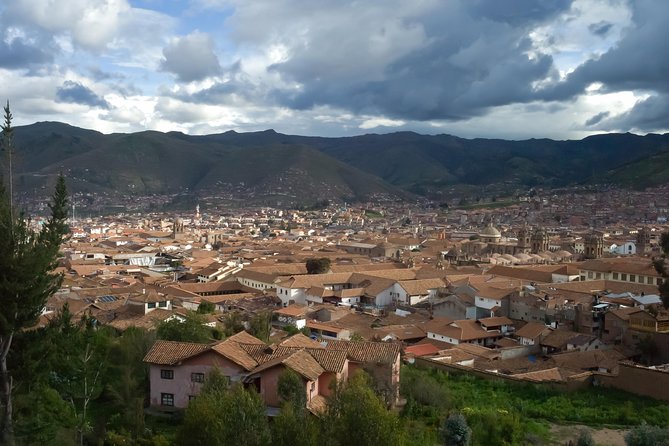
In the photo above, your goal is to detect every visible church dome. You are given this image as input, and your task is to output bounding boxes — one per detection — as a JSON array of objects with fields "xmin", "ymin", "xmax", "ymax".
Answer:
[{"xmin": 480, "ymin": 223, "xmax": 501, "ymax": 239}]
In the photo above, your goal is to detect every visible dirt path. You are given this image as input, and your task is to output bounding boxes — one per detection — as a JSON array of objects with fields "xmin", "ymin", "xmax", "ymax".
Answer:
[{"xmin": 550, "ymin": 424, "xmax": 628, "ymax": 446}]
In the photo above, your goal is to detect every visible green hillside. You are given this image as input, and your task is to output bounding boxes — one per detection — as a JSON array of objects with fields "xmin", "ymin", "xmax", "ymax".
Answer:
[{"xmin": 10, "ymin": 122, "xmax": 669, "ymax": 203}]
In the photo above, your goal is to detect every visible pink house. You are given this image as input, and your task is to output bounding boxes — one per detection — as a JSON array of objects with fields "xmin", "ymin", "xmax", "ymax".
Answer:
[{"xmin": 143, "ymin": 332, "xmax": 401, "ymax": 413}]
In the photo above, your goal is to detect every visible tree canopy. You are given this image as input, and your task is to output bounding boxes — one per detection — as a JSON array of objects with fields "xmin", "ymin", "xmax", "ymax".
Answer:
[
  {"xmin": 1, "ymin": 102, "xmax": 70, "ymax": 445},
  {"xmin": 306, "ymin": 257, "xmax": 331, "ymax": 274}
]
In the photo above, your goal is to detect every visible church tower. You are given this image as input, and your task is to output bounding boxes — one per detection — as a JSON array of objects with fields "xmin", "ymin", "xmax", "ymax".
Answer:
[
  {"xmin": 531, "ymin": 227, "xmax": 549, "ymax": 253},
  {"xmin": 516, "ymin": 224, "xmax": 531, "ymax": 254},
  {"xmin": 636, "ymin": 228, "xmax": 651, "ymax": 255},
  {"xmin": 584, "ymin": 231, "xmax": 604, "ymax": 259}
]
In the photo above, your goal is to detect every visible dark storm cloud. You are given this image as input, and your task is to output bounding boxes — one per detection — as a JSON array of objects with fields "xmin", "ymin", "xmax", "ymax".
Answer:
[
  {"xmin": 602, "ymin": 95, "xmax": 669, "ymax": 131},
  {"xmin": 543, "ymin": 0, "xmax": 669, "ymax": 98},
  {"xmin": 465, "ymin": 0, "xmax": 572, "ymax": 25},
  {"xmin": 588, "ymin": 21, "xmax": 613, "ymax": 37},
  {"xmin": 0, "ymin": 37, "xmax": 53, "ymax": 69},
  {"xmin": 538, "ymin": 0, "xmax": 669, "ymax": 131},
  {"xmin": 56, "ymin": 81, "xmax": 109, "ymax": 109},
  {"xmin": 266, "ymin": 1, "xmax": 571, "ymax": 121},
  {"xmin": 584, "ymin": 111, "xmax": 609, "ymax": 126}
]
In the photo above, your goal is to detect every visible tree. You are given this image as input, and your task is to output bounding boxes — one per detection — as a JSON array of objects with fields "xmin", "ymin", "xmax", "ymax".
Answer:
[
  {"xmin": 0, "ymin": 105, "xmax": 69, "ymax": 445},
  {"xmin": 156, "ymin": 312, "xmax": 212, "ymax": 343},
  {"xmin": 278, "ymin": 369, "xmax": 306, "ymax": 410},
  {"xmin": 625, "ymin": 423, "xmax": 669, "ymax": 446},
  {"xmin": 576, "ymin": 430, "xmax": 595, "ymax": 446},
  {"xmin": 653, "ymin": 232, "xmax": 669, "ymax": 309},
  {"xmin": 222, "ymin": 311, "xmax": 244, "ymax": 337},
  {"xmin": 249, "ymin": 311, "xmax": 272, "ymax": 342},
  {"xmin": 323, "ymin": 372, "xmax": 404, "ymax": 446},
  {"xmin": 440, "ymin": 412, "xmax": 471, "ymax": 446},
  {"xmin": 306, "ymin": 257, "xmax": 331, "ymax": 274},
  {"xmin": 176, "ymin": 381, "xmax": 270, "ymax": 446},
  {"xmin": 196, "ymin": 300, "xmax": 215, "ymax": 314},
  {"xmin": 273, "ymin": 370, "xmax": 318, "ymax": 446}
]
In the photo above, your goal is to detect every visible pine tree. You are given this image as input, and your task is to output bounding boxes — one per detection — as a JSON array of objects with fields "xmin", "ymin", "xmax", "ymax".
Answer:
[
  {"xmin": 0, "ymin": 103, "xmax": 69, "ymax": 446},
  {"xmin": 653, "ymin": 232, "xmax": 669, "ymax": 309}
]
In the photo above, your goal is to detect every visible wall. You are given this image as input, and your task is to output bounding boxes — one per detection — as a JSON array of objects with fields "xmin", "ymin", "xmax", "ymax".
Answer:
[
  {"xmin": 597, "ymin": 363, "xmax": 669, "ymax": 401},
  {"xmin": 414, "ymin": 357, "xmax": 592, "ymax": 392},
  {"xmin": 149, "ymin": 351, "xmax": 244, "ymax": 409}
]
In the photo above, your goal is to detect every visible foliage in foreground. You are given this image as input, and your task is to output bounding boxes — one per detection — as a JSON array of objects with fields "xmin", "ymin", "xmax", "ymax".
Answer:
[{"xmin": 400, "ymin": 365, "xmax": 669, "ymax": 446}]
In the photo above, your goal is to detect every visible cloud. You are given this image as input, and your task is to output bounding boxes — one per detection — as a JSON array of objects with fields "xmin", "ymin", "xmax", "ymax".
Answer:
[
  {"xmin": 160, "ymin": 31, "xmax": 222, "ymax": 82},
  {"xmin": 588, "ymin": 20, "xmax": 613, "ymax": 36},
  {"xmin": 600, "ymin": 94, "xmax": 669, "ymax": 132},
  {"xmin": 544, "ymin": 0, "xmax": 669, "ymax": 97},
  {"xmin": 213, "ymin": 0, "xmax": 574, "ymax": 122},
  {"xmin": 584, "ymin": 111, "xmax": 609, "ymax": 126},
  {"xmin": 0, "ymin": 37, "xmax": 53, "ymax": 69},
  {"xmin": 56, "ymin": 81, "xmax": 109, "ymax": 109},
  {"xmin": 5, "ymin": 0, "xmax": 131, "ymax": 51}
]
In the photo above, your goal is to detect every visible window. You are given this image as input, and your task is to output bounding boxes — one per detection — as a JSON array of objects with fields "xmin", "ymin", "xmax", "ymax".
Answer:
[
  {"xmin": 161, "ymin": 393, "xmax": 174, "ymax": 406},
  {"xmin": 148, "ymin": 302, "xmax": 156, "ymax": 309},
  {"xmin": 160, "ymin": 369, "xmax": 174, "ymax": 380},
  {"xmin": 658, "ymin": 278, "xmax": 663, "ymax": 286},
  {"xmin": 612, "ymin": 272, "xmax": 619, "ymax": 280},
  {"xmin": 595, "ymin": 273, "xmax": 601, "ymax": 279},
  {"xmin": 587, "ymin": 272, "xmax": 593, "ymax": 279},
  {"xmin": 647, "ymin": 277, "xmax": 654, "ymax": 285},
  {"xmin": 629, "ymin": 275, "xmax": 636, "ymax": 282},
  {"xmin": 638, "ymin": 276, "xmax": 644, "ymax": 284},
  {"xmin": 158, "ymin": 301, "xmax": 167, "ymax": 307},
  {"xmin": 191, "ymin": 372, "xmax": 205, "ymax": 383},
  {"xmin": 621, "ymin": 274, "xmax": 627, "ymax": 281}
]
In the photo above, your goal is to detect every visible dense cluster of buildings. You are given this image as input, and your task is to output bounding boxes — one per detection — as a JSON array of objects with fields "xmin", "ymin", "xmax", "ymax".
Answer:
[{"xmin": 39, "ymin": 194, "xmax": 669, "ymax": 413}]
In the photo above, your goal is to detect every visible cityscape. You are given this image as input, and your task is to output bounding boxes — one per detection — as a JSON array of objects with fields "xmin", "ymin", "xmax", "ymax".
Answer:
[{"xmin": 2, "ymin": 1, "xmax": 669, "ymax": 445}]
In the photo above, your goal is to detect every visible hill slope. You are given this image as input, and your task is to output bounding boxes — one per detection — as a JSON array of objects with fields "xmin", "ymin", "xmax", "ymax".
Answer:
[{"xmin": 10, "ymin": 122, "xmax": 669, "ymax": 204}]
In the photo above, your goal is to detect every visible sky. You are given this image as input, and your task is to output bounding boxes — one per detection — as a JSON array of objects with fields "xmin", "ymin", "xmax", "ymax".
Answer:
[{"xmin": 0, "ymin": 0, "xmax": 667, "ymax": 140}]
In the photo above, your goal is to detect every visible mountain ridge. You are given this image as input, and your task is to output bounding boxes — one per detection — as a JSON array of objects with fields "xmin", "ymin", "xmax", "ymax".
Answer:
[{"xmin": 10, "ymin": 122, "xmax": 669, "ymax": 204}]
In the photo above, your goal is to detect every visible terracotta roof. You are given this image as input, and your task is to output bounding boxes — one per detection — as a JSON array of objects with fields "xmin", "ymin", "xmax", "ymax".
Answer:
[
  {"xmin": 580, "ymin": 258, "xmax": 660, "ymax": 277},
  {"xmin": 486, "ymin": 265, "xmax": 554, "ymax": 283},
  {"xmin": 513, "ymin": 367, "xmax": 565, "ymax": 382},
  {"xmin": 404, "ymin": 343, "xmax": 440, "ymax": 357},
  {"xmin": 375, "ymin": 324, "xmax": 426, "ymax": 341},
  {"xmin": 249, "ymin": 349, "xmax": 325, "ymax": 381},
  {"xmin": 323, "ymin": 340, "xmax": 401, "ymax": 364},
  {"xmin": 606, "ymin": 307, "xmax": 638, "ymax": 322},
  {"xmin": 304, "ymin": 349, "xmax": 348, "ymax": 373},
  {"xmin": 213, "ymin": 341, "xmax": 258, "ymax": 370},
  {"xmin": 277, "ymin": 272, "xmax": 353, "ymax": 289},
  {"xmin": 478, "ymin": 316, "xmax": 514, "ymax": 328},
  {"xmin": 274, "ymin": 304, "xmax": 309, "ymax": 318},
  {"xmin": 278, "ymin": 333, "xmax": 324, "ymax": 349},
  {"xmin": 143, "ymin": 340, "xmax": 209, "ymax": 365},
  {"xmin": 540, "ymin": 328, "xmax": 582, "ymax": 349},
  {"xmin": 515, "ymin": 322, "xmax": 551, "ymax": 340},
  {"xmin": 397, "ymin": 278, "xmax": 446, "ymax": 296}
]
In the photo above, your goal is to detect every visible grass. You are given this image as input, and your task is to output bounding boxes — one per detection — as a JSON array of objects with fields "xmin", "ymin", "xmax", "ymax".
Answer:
[
  {"xmin": 452, "ymin": 199, "xmax": 518, "ymax": 210},
  {"xmin": 400, "ymin": 365, "xmax": 669, "ymax": 445}
]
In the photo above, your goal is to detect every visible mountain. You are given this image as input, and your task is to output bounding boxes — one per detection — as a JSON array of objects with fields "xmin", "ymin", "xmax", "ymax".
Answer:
[{"xmin": 10, "ymin": 122, "xmax": 669, "ymax": 204}]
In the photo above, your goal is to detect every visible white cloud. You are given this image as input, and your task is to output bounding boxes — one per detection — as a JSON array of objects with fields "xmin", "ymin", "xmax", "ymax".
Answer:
[{"xmin": 160, "ymin": 31, "xmax": 222, "ymax": 82}]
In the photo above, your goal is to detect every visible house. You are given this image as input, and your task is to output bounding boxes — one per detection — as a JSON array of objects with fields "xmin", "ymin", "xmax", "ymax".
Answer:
[
  {"xmin": 273, "ymin": 304, "xmax": 310, "ymax": 330},
  {"xmin": 144, "ymin": 331, "xmax": 401, "ymax": 412},
  {"xmin": 579, "ymin": 258, "xmax": 662, "ymax": 286},
  {"xmin": 514, "ymin": 322, "xmax": 551, "ymax": 346},
  {"xmin": 628, "ymin": 309, "xmax": 669, "ymax": 333},
  {"xmin": 423, "ymin": 317, "xmax": 505, "ymax": 347},
  {"xmin": 603, "ymin": 307, "xmax": 637, "ymax": 344}
]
